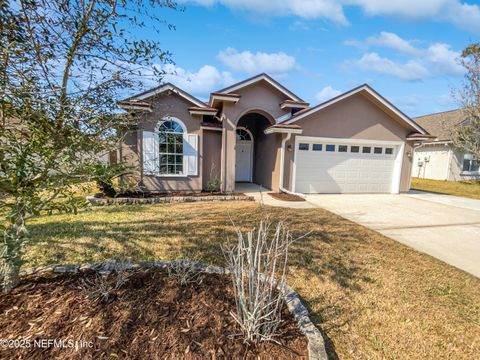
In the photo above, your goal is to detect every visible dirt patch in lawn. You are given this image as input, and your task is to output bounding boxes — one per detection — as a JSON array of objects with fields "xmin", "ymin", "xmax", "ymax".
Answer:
[
  {"xmin": 0, "ymin": 268, "xmax": 307, "ymax": 359},
  {"xmin": 268, "ymin": 193, "xmax": 306, "ymax": 202}
]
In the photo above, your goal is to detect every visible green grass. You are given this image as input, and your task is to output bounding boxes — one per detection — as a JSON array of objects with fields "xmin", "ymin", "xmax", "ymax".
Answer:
[
  {"xmin": 412, "ymin": 177, "xmax": 480, "ymax": 200},
  {"xmin": 23, "ymin": 202, "xmax": 480, "ymax": 359}
]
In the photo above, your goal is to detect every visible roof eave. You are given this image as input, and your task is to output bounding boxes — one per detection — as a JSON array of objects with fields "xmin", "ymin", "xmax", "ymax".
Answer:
[
  {"xmin": 118, "ymin": 104, "xmax": 153, "ymax": 113},
  {"xmin": 264, "ymin": 127, "xmax": 303, "ymax": 135},
  {"xmin": 280, "ymin": 101, "xmax": 310, "ymax": 110},
  {"xmin": 188, "ymin": 107, "xmax": 218, "ymax": 116},
  {"xmin": 123, "ymin": 83, "xmax": 208, "ymax": 109},
  {"xmin": 209, "ymin": 93, "xmax": 241, "ymax": 107}
]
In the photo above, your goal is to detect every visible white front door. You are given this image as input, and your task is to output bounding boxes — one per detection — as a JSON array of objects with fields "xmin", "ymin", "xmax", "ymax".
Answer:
[{"xmin": 235, "ymin": 142, "xmax": 252, "ymax": 182}]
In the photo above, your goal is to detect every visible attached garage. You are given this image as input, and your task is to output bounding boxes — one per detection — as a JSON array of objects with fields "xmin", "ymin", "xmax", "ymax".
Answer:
[{"xmin": 293, "ymin": 137, "xmax": 404, "ymax": 194}]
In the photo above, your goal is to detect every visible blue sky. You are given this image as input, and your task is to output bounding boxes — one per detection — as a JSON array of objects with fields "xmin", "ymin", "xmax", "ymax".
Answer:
[{"xmin": 141, "ymin": 0, "xmax": 480, "ymax": 117}]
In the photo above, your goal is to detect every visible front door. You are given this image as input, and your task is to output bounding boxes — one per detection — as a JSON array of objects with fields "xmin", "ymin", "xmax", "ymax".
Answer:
[{"xmin": 235, "ymin": 142, "xmax": 252, "ymax": 182}]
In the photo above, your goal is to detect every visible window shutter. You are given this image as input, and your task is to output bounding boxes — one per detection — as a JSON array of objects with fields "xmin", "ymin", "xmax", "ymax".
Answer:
[
  {"xmin": 183, "ymin": 134, "xmax": 199, "ymax": 176},
  {"xmin": 143, "ymin": 131, "xmax": 159, "ymax": 175}
]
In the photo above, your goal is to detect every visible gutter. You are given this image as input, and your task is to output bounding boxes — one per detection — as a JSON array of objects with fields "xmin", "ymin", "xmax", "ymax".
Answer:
[{"xmin": 279, "ymin": 133, "xmax": 306, "ymax": 198}]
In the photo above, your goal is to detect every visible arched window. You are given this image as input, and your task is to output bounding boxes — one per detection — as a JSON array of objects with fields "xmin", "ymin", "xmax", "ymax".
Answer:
[
  {"xmin": 158, "ymin": 118, "xmax": 185, "ymax": 175},
  {"xmin": 236, "ymin": 129, "xmax": 252, "ymax": 141}
]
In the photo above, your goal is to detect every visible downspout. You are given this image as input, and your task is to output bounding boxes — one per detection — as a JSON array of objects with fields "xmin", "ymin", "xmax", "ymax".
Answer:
[
  {"xmin": 279, "ymin": 133, "xmax": 306, "ymax": 198},
  {"xmin": 445, "ymin": 145, "xmax": 453, "ymax": 181}
]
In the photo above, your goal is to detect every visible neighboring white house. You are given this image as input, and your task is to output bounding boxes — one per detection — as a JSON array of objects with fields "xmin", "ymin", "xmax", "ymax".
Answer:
[{"xmin": 412, "ymin": 109, "xmax": 479, "ymax": 181}]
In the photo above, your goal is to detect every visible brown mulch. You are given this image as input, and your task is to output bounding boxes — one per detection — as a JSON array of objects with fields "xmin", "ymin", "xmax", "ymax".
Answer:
[
  {"xmin": 268, "ymin": 193, "xmax": 306, "ymax": 202},
  {"xmin": 97, "ymin": 191, "xmax": 246, "ymax": 199},
  {"xmin": 0, "ymin": 268, "xmax": 307, "ymax": 359}
]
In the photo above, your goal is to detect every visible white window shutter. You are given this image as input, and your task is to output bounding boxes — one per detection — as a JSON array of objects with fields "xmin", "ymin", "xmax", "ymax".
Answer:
[
  {"xmin": 183, "ymin": 134, "xmax": 198, "ymax": 176},
  {"xmin": 143, "ymin": 131, "xmax": 159, "ymax": 175}
]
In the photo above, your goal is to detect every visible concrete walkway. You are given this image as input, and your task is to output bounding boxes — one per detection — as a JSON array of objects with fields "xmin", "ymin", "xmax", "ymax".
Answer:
[{"xmin": 236, "ymin": 183, "xmax": 480, "ymax": 278}]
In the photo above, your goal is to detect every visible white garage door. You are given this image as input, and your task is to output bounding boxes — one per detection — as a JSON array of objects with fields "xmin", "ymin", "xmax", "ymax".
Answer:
[{"xmin": 294, "ymin": 138, "xmax": 402, "ymax": 194}]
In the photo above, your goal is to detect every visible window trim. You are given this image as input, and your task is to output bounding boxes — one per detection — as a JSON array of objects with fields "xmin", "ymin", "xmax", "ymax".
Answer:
[
  {"xmin": 236, "ymin": 127, "xmax": 253, "ymax": 141},
  {"xmin": 461, "ymin": 154, "xmax": 480, "ymax": 174},
  {"xmin": 156, "ymin": 117, "xmax": 188, "ymax": 177},
  {"xmin": 325, "ymin": 144, "xmax": 336, "ymax": 152},
  {"xmin": 298, "ymin": 143, "xmax": 310, "ymax": 151}
]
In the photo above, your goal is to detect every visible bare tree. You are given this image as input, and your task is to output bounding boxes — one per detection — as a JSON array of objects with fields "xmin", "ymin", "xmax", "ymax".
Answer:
[
  {"xmin": 0, "ymin": 0, "xmax": 179, "ymax": 292},
  {"xmin": 224, "ymin": 217, "xmax": 296, "ymax": 343},
  {"xmin": 167, "ymin": 259, "xmax": 204, "ymax": 286},
  {"xmin": 452, "ymin": 43, "xmax": 480, "ymax": 159}
]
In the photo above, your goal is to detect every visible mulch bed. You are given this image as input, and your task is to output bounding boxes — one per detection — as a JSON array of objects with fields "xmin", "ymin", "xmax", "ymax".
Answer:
[
  {"xmin": 268, "ymin": 193, "xmax": 306, "ymax": 202},
  {"xmin": 96, "ymin": 191, "xmax": 246, "ymax": 199},
  {"xmin": 0, "ymin": 268, "xmax": 307, "ymax": 359}
]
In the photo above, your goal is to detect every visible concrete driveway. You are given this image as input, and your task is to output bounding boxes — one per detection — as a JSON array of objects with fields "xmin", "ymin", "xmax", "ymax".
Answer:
[{"xmin": 306, "ymin": 192, "xmax": 480, "ymax": 278}]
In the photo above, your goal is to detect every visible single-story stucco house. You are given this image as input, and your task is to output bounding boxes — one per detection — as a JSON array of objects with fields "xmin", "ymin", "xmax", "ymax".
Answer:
[
  {"xmin": 116, "ymin": 73, "xmax": 432, "ymax": 194},
  {"xmin": 412, "ymin": 109, "xmax": 480, "ymax": 181}
]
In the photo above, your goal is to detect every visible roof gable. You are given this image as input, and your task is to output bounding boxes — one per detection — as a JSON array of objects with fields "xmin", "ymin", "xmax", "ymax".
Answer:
[
  {"xmin": 283, "ymin": 84, "xmax": 428, "ymax": 135},
  {"xmin": 216, "ymin": 73, "xmax": 303, "ymax": 102},
  {"xmin": 124, "ymin": 83, "xmax": 208, "ymax": 108}
]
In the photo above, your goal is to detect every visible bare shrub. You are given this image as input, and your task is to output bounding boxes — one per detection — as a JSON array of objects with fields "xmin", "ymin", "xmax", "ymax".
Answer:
[
  {"xmin": 80, "ymin": 262, "xmax": 130, "ymax": 302},
  {"xmin": 167, "ymin": 259, "xmax": 203, "ymax": 286},
  {"xmin": 224, "ymin": 217, "xmax": 296, "ymax": 343}
]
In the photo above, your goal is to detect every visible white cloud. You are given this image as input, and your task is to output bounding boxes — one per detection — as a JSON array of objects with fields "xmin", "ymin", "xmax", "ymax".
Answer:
[
  {"xmin": 315, "ymin": 86, "xmax": 342, "ymax": 102},
  {"xmin": 217, "ymin": 47, "xmax": 297, "ymax": 75},
  {"xmin": 350, "ymin": 0, "xmax": 480, "ymax": 33},
  {"xmin": 365, "ymin": 32, "xmax": 419, "ymax": 55},
  {"xmin": 425, "ymin": 43, "xmax": 463, "ymax": 75},
  {"xmin": 353, "ymin": 53, "xmax": 430, "ymax": 81},
  {"xmin": 346, "ymin": 32, "xmax": 463, "ymax": 80},
  {"xmin": 182, "ymin": 0, "xmax": 348, "ymax": 25},
  {"xmin": 182, "ymin": 0, "xmax": 480, "ymax": 33},
  {"xmin": 160, "ymin": 64, "xmax": 235, "ymax": 97}
]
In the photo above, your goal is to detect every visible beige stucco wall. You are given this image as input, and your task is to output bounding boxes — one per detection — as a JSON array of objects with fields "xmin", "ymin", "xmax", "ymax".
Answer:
[
  {"xmin": 120, "ymin": 93, "xmax": 203, "ymax": 192},
  {"xmin": 413, "ymin": 144, "xmax": 480, "ymax": 181},
  {"xmin": 283, "ymin": 93, "xmax": 414, "ymax": 193},
  {"xmin": 202, "ymin": 129, "xmax": 222, "ymax": 189},
  {"xmin": 220, "ymin": 81, "xmax": 291, "ymax": 192},
  {"xmin": 412, "ymin": 144, "xmax": 451, "ymax": 180}
]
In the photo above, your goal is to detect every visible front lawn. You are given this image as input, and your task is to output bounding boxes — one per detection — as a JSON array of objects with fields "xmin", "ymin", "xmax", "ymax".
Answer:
[
  {"xmin": 24, "ymin": 202, "xmax": 480, "ymax": 359},
  {"xmin": 412, "ymin": 177, "xmax": 480, "ymax": 200}
]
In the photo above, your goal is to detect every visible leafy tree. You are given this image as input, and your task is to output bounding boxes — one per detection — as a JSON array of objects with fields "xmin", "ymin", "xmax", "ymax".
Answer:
[
  {"xmin": 89, "ymin": 163, "xmax": 134, "ymax": 197},
  {"xmin": 0, "ymin": 0, "xmax": 178, "ymax": 293},
  {"xmin": 452, "ymin": 43, "xmax": 480, "ymax": 159}
]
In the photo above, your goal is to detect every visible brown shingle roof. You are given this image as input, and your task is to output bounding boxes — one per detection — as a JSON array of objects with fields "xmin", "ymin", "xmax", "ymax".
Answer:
[
  {"xmin": 280, "ymin": 100, "xmax": 310, "ymax": 106},
  {"xmin": 188, "ymin": 107, "xmax": 217, "ymax": 112},
  {"xmin": 413, "ymin": 109, "xmax": 466, "ymax": 141},
  {"xmin": 117, "ymin": 100, "xmax": 151, "ymax": 107},
  {"xmin": 268, "ymin": 124, "xmax": 302, "ymax": 129},
  {"xmin": 210, "ymin": 92, "xmax": 241, "ymax": 98}
]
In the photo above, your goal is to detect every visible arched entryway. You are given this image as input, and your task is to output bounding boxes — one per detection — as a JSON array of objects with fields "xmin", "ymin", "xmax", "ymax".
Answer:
[{"xmin": 235, "ymin": 111, "xmax": 275, "ymax": 185}]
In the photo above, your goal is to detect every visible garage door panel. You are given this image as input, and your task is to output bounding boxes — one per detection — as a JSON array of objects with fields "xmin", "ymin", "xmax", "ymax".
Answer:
[{"xmin": 295, "ymin": 139, "xmax": 398, "ymax": 194}]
